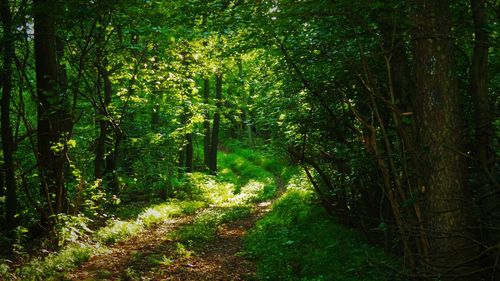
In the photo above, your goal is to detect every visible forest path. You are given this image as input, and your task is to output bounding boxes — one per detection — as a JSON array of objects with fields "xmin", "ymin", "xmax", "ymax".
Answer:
[
  {"xmin": 68, "ymin": 178, "xmax": 284, "ymax": 281},
  {"xmin": 142, "ymin": 201, "xmax": 272, "ymax": 281},
  {"xmin": 67, "ymin": 214, "xmax": 196, "ymax": 280}
]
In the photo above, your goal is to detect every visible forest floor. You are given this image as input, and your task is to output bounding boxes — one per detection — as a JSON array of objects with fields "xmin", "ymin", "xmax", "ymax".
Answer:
[
  {"xmin": 2, "ymin": 144, "xmax": 402, "ymax": 281},
  {"xmin": 68, "ymin": 201, "xmax": 272, "ymax": 281}
]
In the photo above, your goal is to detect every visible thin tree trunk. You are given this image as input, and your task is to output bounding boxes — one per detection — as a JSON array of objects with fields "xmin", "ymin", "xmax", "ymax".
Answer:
[
  {"xmin": 209, "ymin": 74, "xmax": 222, "ymax": 175},
  {"xmin": 203, "ymin": 78, "xmax": 211, "ymax": 167},
  {"xmin": 0, "ymin": 165, "xmax": 4, "ymax": 198},
  {"xmin": 1, "ymin": 0, "xmax": 17, "ymax": 231},
  {"xmin": 244, "ymin": 87, "xmax": 254, "ymax": 147},
  {"xmin": 106, "ymin": 131, "xmax": 121, "ymax": 193},
  {"xmin": 185, "ymin": 132, "xmax": 193, "ymax": 172},
  {"xmin": 95, "ymin": 64, "xmax": 112, "ymax": 179},
  {"xmin": 95, "ymin": 120, "xmax": 107, "ymax": 179},
  {"xmin": 411, "ymin": 0, "xmax": 478, "ymax": 278}
]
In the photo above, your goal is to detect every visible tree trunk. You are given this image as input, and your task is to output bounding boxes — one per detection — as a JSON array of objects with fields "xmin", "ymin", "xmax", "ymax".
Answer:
[
  {"xmin": 244, "ymin": 87, "xmax": 254, "ymax": 147},
  {"xmin": 470, "ymin": 0, "xmax": 496, "ymax": 210},
  {"xmin": 470, "ymin": 1, "xmax": 499, "ymax": 276},
  {"xmin": 178, "ymin": 111, "xmax": 187, "ymax": 171},
  {"xmin": 209, "ymin": 74, "xmax": 222, "ymax": 175},
  {"xmin": 0, "ymin": 165, "xmax": 4, "ymax": 197},
  {"xmin": 410, "ymin": 0, "xmax": 478, "ymax": 278},
  {"xmin": 95, "ymin": 118, "xmax": 107, "ymax": 179},
  {"xmin": 1, "ymin": 0, "xmax": 17, "ymax": 231},
  {"xmin": 203, "ymin": 78, "xmax": 211, "ymax": 167},
  {"xmin": 106, "ymin": 131, "xmax": 122, "ymax": 193},
  {"xmin": 34, "ymin": 0, "xmax": 71, "ymax": 223},
  {"xmin": 185, "ymin": 132, "xmax": 193, "ymax": 173},
  {"xmin": 95, "ymin": 64, "xmax": 112, "ymax": 180}
]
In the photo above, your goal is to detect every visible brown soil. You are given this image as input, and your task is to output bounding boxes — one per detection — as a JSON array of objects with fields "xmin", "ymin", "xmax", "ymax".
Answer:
[
  {"xmin": 67, "ymin": 215, "xmax": 195, "ymax": 281},
  {"xmin": 68, "ymin": 202, "xmax": 272, "ymax": 281}
]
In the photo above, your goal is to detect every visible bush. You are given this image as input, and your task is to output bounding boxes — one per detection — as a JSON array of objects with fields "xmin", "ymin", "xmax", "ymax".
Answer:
[{"xmin": 244, "ymin": 174, "xmax": 403, "ymax": 281}]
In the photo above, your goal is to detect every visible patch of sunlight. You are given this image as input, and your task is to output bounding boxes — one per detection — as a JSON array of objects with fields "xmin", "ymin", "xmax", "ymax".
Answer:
[
  {"xmin": 219, "ymin": 168, "xmax": 232, "ymax": 175},
  {"xmin": 234, "ymin": 157, "xmax": 246, "ymax": 168},
  {"xmin": 12, "ymin": 242, "xmax": 107, "ymax": 281},
  {"xmin": 96, "ymin": 220, "xmax": 144, "ymax": 244},
  {"xmin": 138, "ymin": 201, "xmax": 205, "ymax": 227},
  {"xmin": 199, "ymin": 178, "xmax": 235, "ymax": 206},
  {"xmin": 286, "ymin": 172, "xmax": 314, "ymax": 193},
  {"xmin": 138, "ymin": 208, "xmax": 163, "ymax": 227},
  {"xmin": 226, "ymin": 180, "xmax": 265, "ymax": 205}
]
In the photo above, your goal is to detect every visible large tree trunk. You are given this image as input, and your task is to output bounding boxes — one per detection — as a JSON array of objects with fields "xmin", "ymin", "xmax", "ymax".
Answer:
[
  {"xmin": 378, "ymin": 2, "xmax": 430, "ymax": 269},
  {"xmin": 470, "ymin": 0, "xmax": 496, "ymax": 212},
  {"xmin": 203, "ymin": 78, "xmax": 211, "ymax": 168},
  {"xmin": 410, "ymin": 1, "xmax": 478, "ymax": 279},
  {"xmin": 209, "ymin": 74, "xmax": 222, "ymax": 175},
  {"xmin": 34, "ymin": 0, "xmax": 71, "ymax": 224},
  {"xmin": 470, "ymin": 1, "xmax": 499, "ymax": 276},
  {"xmin": 1, "ymin": 0, "xmax": 17, "ymax": 231}
]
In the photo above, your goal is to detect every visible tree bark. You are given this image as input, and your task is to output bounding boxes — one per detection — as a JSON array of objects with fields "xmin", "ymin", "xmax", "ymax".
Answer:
[
  {"xmin": 185, "ymin": 132, "xmax": 193, "ymax": 172},
  {"xmin": 34, "ymin": 0, "xmax": 71, "ymax": 223},
  {"xmin": 470, "ymin": 0, "xmax": 496, "ymax": 206},
  {"xmin": 106, "ymin": 125, "xmax": 122, "ymax": 193},
  {"xmin": 410, "ymin": 0, "xmax": 478, "ymax": 278},
  {"xmin": 209, "ymin": 74, "xmax": 222, "ymax": 175},
  {"xmin": 203, "ymin": 78, "xmax": 211, "ymax": 167},
  {"xmin": 95, "ymin": 64, "xmax": 112, "ymax": 180},
  {"xmin": 470, "ymin": 2, "xmax": 499, "ymax": 276},
  {"xmin": 1, "ymin": 0, "xmax": 17, "ymax": 231}
]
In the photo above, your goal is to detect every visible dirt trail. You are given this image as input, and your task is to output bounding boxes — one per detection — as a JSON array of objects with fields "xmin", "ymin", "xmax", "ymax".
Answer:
[
  {"xmin": 67, "ymin": 215, "xmax": 196, "ymax": 281},
  {"xmin": 68, "ymin": 202, "xmax": 272, "ymax": 281}
]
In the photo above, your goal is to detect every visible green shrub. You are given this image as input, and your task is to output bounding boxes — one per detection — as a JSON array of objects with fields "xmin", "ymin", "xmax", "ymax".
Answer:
[
  {"xmin": 96, "ymin": 220, "xmax": 144, "ymax": 244},
  {"xmin": 15, "ymin": 243, "xmax": 97, "ymax": 281},
  {"xmin": 244, "ymin": 174, "xmax": 403, "ymax": 281},
  {"xmin": 172, "ymin": 205, "xmax": 252, "ymax": 247}
]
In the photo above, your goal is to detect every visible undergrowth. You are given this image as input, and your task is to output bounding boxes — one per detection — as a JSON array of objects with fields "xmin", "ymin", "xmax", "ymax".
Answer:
[
  {"xmin": 1, "ymin": 141, "xmax": 287, "ymax": 280},
  {"xmin": 1, "ymin": 199, "xmax": 205, "ymax": 281},
  {"xmin": 168, "ymin": 142, "xmax": 290, "ymax": 249},
  {"xmin": 244, "ymin": 173, "xmax": 403, "ymax": 281},
  {"xmin": 171, "ymin": 206, "xmax": 252, "ymax": 247}
]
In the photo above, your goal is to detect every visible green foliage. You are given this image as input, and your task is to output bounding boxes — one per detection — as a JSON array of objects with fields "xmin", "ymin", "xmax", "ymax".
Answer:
[
  {"xmin": 171, "ymin": 205, "xmax": 252, "ymax": 247},
  {"xmin": 244, "ymin": 174, "xmax": 403, "ymax": 281},
  {"xmin": 13, "ymin": 243, "xmax": 99, "ymax": 281},
  {"xmin": 97, "ymin": 200, "xmax": 205, "ymax": 244},
  {"xmin": 218, "ymin": 143, "xmax": 287, "ymax": 202},
  {"xmin": 54, "ymin": 214, "xmax": 93, "ymax": 247},
  {"xmin": 0, "ymin": 262, "xmax": 11, "ymax": 280},
  {"xmin": 96, "ymin": 220, "xmax": 144, "ymax": 244},
  {"xmin": 170, "ymin": 144, "xmax": 279, "ymax": 248},
  {"xmin": 138, "ymin": 200, "xmax": 205, "ymax": 227}
]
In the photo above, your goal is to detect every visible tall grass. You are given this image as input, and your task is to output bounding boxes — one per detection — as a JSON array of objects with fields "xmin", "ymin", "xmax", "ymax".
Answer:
[{"xmin": 244, "ymin": 173, "xmax": 404, "ymax": 281}]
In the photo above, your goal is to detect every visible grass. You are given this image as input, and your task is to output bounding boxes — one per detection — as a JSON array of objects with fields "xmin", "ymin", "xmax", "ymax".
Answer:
[
  {"xmin": 1, "ymin": 140, "xmax": 284, "ymax": 280},
  {"xmin": 1, "ymin": 199, "xmax": 207, "ymax": 280},
  {"xmin": 168, "ymin": 141, "xmax": 287, "ymax": 250},
  {"xmin": 171, "ymin": 206, "xmax": 252, "ymax": 247},
  {"xmin": 4, "ymin": 243, "xmax": 104, "ymax": 281},
  {"xmin": 218, "ymin": 149, "xmax": 278, "ymax": 201},
  {"xmin": 243, "ymin": 173, "xmax": 403, "ymax": 281},
  {"xmin": 2, "ymin": 140, "xmax": 406, "ymax": 281},
  {"xmin": 96, "ymin": 200, "xmax": 206, "ymax": 243}
]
